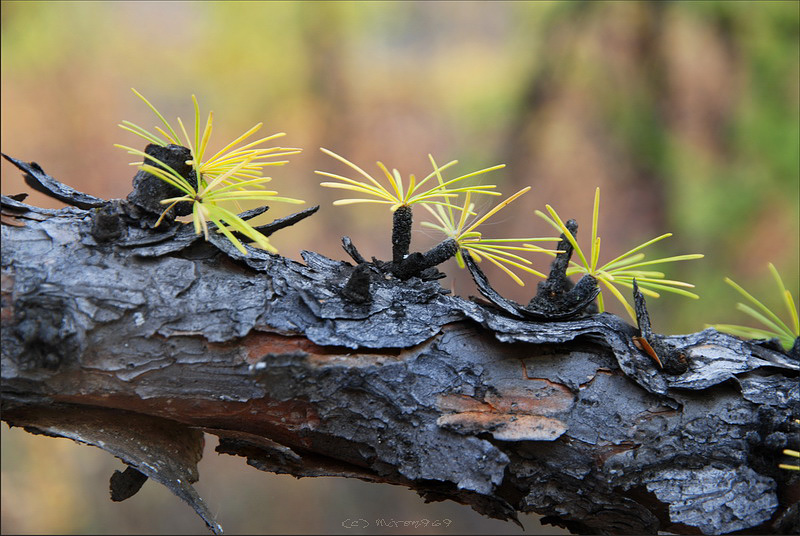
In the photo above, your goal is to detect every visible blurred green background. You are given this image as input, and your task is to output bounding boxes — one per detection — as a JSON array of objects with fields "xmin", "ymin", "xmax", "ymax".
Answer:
[{"xmin": 1, "ymin": 1, "xmax": 798, "ymax": 534}]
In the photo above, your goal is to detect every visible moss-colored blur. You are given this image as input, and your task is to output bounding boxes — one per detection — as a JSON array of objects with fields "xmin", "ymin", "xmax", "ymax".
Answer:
[{"xmin": 1, "ymin": 1, "xmax": 798, "ymax": 534}]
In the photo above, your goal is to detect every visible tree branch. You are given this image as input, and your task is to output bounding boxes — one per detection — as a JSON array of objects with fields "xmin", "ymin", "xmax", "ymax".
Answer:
[{"xmin": 2, "ymin": 185, "xmax": 798, "ymax": 535}]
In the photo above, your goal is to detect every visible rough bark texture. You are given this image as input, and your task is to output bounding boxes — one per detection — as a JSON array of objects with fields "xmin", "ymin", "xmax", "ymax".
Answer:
[{"xmin": 2, "ymin": 186, "xmax": 799, "ymax": 534}]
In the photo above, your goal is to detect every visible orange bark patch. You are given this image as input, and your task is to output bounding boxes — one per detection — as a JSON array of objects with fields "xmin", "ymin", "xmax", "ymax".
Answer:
[
  {"xmin": 595, "ymin": 440, "xmax": 637, "ymax": 465},
  {"xmin": 437, "ymin": 412, "xmax": 567, "ymax": 441},
  {"xmin": 436, "ymin": 381, "xmax": 574, "ymax": 441},
  {"xmin": 241, "ymin": 330, "xmax": 423, "ymax": 368},
  {"xmin": 485, "ymin": 382, "xmax": 574, "ymax": 415},
  {"xmin": 240, "ymin": 332, "xmax": 321, "ymax": 364},
  {"xmin": 54, "ymin": 392, "xmax": 320, "ymax": 450},
  {"xmin": 1, "ymin": 214, "xmax": 26, "ymax": 227}
]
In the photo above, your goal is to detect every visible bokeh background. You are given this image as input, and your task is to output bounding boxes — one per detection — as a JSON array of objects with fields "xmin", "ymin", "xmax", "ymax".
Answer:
[{"xmin": 1, "ymin": 1, "xmax": 798, "ymax": 534}]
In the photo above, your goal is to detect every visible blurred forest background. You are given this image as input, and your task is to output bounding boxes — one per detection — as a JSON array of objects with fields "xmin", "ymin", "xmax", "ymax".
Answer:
[{"xmin": 1, "ymin": 1, "xmax": 798, "ymax": 534}]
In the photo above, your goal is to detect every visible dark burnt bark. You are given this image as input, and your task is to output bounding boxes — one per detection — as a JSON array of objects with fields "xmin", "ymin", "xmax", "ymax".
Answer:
[
  {"xmin": 2, "ymin": 184, "xmax": 799, "ymax": 534},
  {"xmin": 391, "ymin": 204, "xmax": 414, "ymax": 265}
]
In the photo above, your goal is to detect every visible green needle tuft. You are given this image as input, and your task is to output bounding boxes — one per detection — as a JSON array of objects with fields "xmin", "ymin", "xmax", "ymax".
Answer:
[
  {"xmin": 535, "ymin": 187, "xmax": 703, "ymax": 321},
  {"xmin": 116, "ymin": 89, "xmax": 303, "ymax": 255}
]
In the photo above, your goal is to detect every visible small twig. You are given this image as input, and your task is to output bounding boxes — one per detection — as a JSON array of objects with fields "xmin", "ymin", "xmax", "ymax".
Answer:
[
  {"xmin": 632, "ymin": 279, "xmax": 688, "ymax": 374},
  {"xmin": 2, "ymin": 153, "xmax": 107, "ymax": 209},
  {"xmin": 341, "ymin": 236, "xmax": 367, "ymax": 265},
  {"xmin": 237, "ymin": 205, "xmax": 320, "ymax": 242}
]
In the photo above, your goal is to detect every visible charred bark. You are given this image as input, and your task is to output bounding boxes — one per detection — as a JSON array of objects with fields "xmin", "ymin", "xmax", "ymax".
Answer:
[{"xmin": 1, "ymin": 166, "xmax": 799, "ymax": 534}]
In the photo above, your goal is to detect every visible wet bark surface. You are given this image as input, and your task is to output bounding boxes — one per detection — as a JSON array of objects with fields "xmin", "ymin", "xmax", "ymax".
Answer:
[{"xmin": 2, "ymin": 182, "xmax": 799, "ymax": 534}]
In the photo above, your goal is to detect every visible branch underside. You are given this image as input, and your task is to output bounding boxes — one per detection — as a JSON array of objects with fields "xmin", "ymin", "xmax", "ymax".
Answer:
[{"xmin": 2, "ymin": 196, "xmax": 799, "ymax": 535}]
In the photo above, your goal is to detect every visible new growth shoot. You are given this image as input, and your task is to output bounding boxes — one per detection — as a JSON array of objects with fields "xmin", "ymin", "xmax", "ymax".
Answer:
[
  {"xmin": 116, "ymin": 89, "xmax": 303, "ymax": 254},
  {"xmin": 711, "ymin": 263, "xmax": 799, "ymax": 351},
  {"xmin": 318, "ymin": 150, "xmax": 557, "ymax": 284},
  {"xmin": 421, "ymin": 183, "xmax": 560, "ymax": 286},
  {"xmin": 316, "ymin": 148, "xmax": 502, "ymax": 210},
  {"xmin": 536, "ymin": 187, "xmax": 704, "ymax": 322}
]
